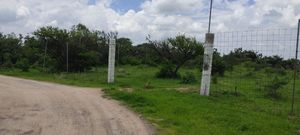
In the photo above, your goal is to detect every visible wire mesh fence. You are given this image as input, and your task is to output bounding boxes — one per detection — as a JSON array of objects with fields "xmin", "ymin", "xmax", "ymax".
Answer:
[
  {"xmin": 215, "ymin": 28, "xmax": 298, "ymax": 58},
  {"xmin": 210, "ymin": 28, "xmax": 299, "ymax": 100}
]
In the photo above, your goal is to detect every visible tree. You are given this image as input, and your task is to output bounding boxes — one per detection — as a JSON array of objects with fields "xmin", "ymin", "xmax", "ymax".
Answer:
[
  {"xmin": 132, "ymin": 43, "xmax": 160, "ymax": 65},
  {"xmin": 34, "ymin": 26, "xmax": 69, "ymax": 72},
  {"xmin": 148, "ymin": 35, "xmax": 203, "ymax": 78},
  {"xmin": 0, "ymin": 33, "xmax": 22, "ymax": 67},
  {"xmin": 116, "ymin": 38, "xmax": 133, "ymax": 64},
  {"xmin": 22, "ymin": 35, "xmax": 42, "ymax": 66},
  {"xmin": 31, "ymin": 24, "xmax": 111, "ymax": 72},
  {"xmin": 212, "ymin": 50, "xmax": 226, "ymax": 76}
]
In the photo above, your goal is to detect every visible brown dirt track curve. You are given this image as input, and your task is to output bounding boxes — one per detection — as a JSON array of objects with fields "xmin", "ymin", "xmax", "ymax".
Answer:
[{"xmin": 0, "ymin": 75, "xmax": 153, "ymax": 135}]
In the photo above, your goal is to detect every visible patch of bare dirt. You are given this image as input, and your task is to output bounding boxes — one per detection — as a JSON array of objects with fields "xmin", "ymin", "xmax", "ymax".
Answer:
[
  {"xmin": 0, "ymin": 75, "xmax": 154, "ymax": 135},
  {"xmin": 176, "ymin": 87, "xmax": 195, "ymax": 93},
  {"xmin": 119, "ymin": 87, "xmax": 134, "ymax": 93}
]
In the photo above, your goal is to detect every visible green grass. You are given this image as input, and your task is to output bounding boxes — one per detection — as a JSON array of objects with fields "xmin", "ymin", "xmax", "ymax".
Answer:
[{"xmin": 1, "ymin": 65, "xmax": 300, "ymax": 135}]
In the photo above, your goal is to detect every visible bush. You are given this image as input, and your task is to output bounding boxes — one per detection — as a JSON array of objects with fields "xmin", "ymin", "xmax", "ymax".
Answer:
[
  {"xmin": 156, "ymin": 65, "xmax": 180, "ymax": 78},
  {"xmin": 16, "ymin": 59, "xmax": 30, "ymax": 72},
  {"xmin": 212, "ymin": 51, "xmax": 226, "ymax": 76},
  {"xmin": 264, "ymin": 76, "xmax": 288, "ymax": 99},
  {"xmin": 264, "ymin": 67, "xmax": 287, "ymax": 76},
  {"xmin": 181, "ymin": 72, "xmax": 196, "ymax": 84},
  {"xmin": 123, "ymin": 56, "xmax": 141, "ymax": 65},
  {"xmin": 275, "ymin": 67, "xmax": 287, "ymax": 76},
  {"xmin": 2, "ymin": 61, "xmax": 13, "ymax": 68},
  {"xmin": 212, "ymin": 75, "xmax": 218, "ymax": 84}
]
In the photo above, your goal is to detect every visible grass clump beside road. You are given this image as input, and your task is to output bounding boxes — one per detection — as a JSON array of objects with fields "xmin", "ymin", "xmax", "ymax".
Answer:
[{"xmin": 1, "ymin": 65, "xmax": 300, "ymax": 135}]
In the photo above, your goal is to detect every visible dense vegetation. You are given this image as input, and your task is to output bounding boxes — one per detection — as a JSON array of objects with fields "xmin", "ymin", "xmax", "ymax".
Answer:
[{"xmin": 0, "ymin": 24, "xmax": 156, "ymax": 72}]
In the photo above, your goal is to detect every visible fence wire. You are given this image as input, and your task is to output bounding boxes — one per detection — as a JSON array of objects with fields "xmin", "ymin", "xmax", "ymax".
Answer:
[
  {"xmin": 211, "ymin": 28, "xmax": 299, "ymax": 99},
  {"xmin": 215, "ymin": 28, "xmax": 298, "ymax": 58}
]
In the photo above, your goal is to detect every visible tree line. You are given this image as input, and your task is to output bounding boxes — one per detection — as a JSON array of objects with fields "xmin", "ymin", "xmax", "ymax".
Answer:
[
  {"xmin": 0, "ymin": 24, "xmax": 160, "ymax": 72},
  {"xmin": 0, "ymin": 23, "xmax": 298, "ymax": 79}
]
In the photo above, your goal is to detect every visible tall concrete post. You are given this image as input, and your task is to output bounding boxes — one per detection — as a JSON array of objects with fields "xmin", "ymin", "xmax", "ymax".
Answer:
[
  {"xmin": 108, "ymin": 38, "xmax": 116, "ymax": 83},
  {"xmin": 200, "ymin": 33, "xmax": 214, "ymax": 96}
]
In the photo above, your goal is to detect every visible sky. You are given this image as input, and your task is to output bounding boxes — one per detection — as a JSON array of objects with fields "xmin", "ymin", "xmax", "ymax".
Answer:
[{"xmin": 0, "ymin": 0, "xmax": 300, "ymax": 44}]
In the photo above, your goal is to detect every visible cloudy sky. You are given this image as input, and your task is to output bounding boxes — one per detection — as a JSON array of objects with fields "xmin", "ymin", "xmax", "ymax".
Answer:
[{"xmin": 0, "ymin": 0, "xmax": 300, "ymax": 44}]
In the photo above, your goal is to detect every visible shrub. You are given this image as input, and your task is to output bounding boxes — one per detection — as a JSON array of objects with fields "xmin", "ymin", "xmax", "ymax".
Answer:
[
  {"xmin": 122, "ymin": 56, "xmax": 141, "ymax": 65},
  {"xmin": 212, "ymin": 51, "xmax": 226, "ymax": 76},
  {"xmin": 2, "ymin": 61, "xmax": 13, "ymax": 68},
  {"xmin": 16, "ymin": 59, "xmax": 30, "ymax": 72},
  {"xmin": 156, "ymin": 64, "xmax": 180, "ymax": 78},
  {"xmin": 275, "ymin": 68, "xmax": 287, "ymax": 76},
  {"xmin": 264, "ymin": 76, "xmax": 288, "ymax": 99},
  {"xmin": 264, "ymin": 67, "xmax": 287, "ymax": 76},
  {"xmin": 181, "ymin": 72, "xmax": 196, "ymax": 84},
  {"xmin": 212, "ymin": 75, "xmax": 218, "ymax": 84}
]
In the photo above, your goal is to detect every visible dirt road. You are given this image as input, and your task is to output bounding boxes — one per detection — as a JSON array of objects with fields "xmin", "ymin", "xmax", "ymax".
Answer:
[{"xmin": 0, "ymin": 75, "xmax": 153, "ymax": 135}]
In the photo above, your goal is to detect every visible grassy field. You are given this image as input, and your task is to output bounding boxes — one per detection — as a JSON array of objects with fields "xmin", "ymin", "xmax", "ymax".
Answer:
[{"xmin": 1, "ymin": 65, "xmax": 300, "ymax": 135}]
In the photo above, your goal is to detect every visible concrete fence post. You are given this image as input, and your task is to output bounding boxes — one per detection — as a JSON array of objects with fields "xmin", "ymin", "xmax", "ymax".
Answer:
[
  {"xmin": 200, "ymin": 33, "xmax": 214, "ymax": 96},
  {"xmin": 108, "ymin": 38, "xmax": 116, "ymax": 83}
]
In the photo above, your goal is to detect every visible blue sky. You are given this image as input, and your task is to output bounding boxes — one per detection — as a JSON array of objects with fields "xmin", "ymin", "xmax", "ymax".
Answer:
[
  {"xmin": 110, "ymin": 0, "xmax": 145, "ymax": 13},
  {"xmin": 88, "ymin": 0, "xmax": 96, "ymax": 5},
  {"xmin": 88, "ymin": 0, "xmax": 145, "ymax": 12},
  {"xmin": 91, "ymin": 0, "xmax": 256, "ymax": 13}
]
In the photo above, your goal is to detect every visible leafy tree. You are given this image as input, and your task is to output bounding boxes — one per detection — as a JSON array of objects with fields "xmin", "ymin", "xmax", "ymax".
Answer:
[
  {"xmin": 261, "ymin": 55, "xmax": 284, "ymax": 68},
  {"xmin": 132, "ymin": 43, "xmax": 160, "ymax": 65},
  {"xmin": 34, "ymin": 26, "xmax": 69, "ymax": 72},
  {"xmin": 148, "ymin": 35, "xmax": 203, "ymax": 78},
  {"xmin": 22, "ymin": 35, "xmax": 43, "ymax": 66},
  {"xmin": 223, "ymin": 48, "xmax": 262, "ymax": 67},
  {"xmin": 32, "ymin": 24, "xmax": 110, "ymax": 72},
  {"xmin": 0, "ymin": 33, "xmax": 22, "ymax": 67},
  {"xmin": 116, "ymin": 38, "xmax": 133, "ymax": 64},
  {"xmin": 212, "ymin": 50, "xmax": 226, "ymax": 76},
  {"xmin": 282, "ymin": 58, "xmax": 299, "ymax": 70}
]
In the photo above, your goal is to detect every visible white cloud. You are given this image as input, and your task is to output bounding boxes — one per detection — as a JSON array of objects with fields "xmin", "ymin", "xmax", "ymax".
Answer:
[
  {"xmin": 16, "ymin": 6, "xmax": 30, "ymax": 18},
  {"xmin": 0, "ymin": 0, "xmax": 299, "ymax": 44},
  {"xmin": 141, "ymin": 0, "xmax": 203, "ymax": 14}
]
